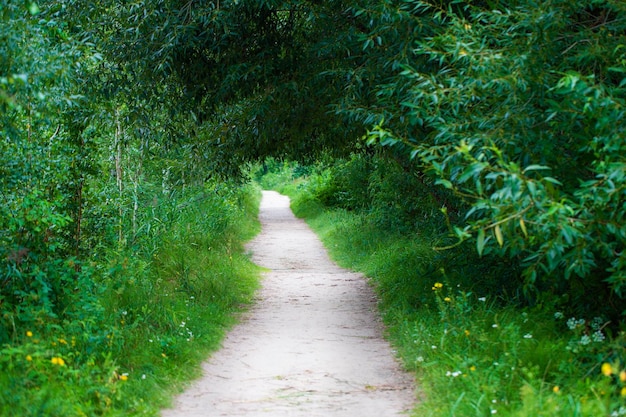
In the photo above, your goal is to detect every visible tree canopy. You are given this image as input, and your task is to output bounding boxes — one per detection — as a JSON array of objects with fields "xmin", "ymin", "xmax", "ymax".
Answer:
[
  {"xmin": 74, "ymin": 0, "xmax": 625, "ymax": 307},
  {"xmin": 3, "ymin": 0, "xmax": 625, "ymax": 318}
]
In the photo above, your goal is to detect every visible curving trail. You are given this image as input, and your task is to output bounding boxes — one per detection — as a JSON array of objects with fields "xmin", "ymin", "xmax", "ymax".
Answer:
[{"xmin": 161, "ymin": 190, "xmax": 415, "ymax": 417}]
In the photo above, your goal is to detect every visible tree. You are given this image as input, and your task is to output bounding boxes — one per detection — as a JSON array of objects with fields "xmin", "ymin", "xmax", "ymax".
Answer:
[
  {"xmin": 366, "ymin": 0, "xmax": 626, "ymax": 315},
  {"xmin": 0, "ymin": 0, "xmax": 98, "ymax": 331},
  {"xmin": 65, "ymin": 0, "xmax": 384, "ymax": 174}
]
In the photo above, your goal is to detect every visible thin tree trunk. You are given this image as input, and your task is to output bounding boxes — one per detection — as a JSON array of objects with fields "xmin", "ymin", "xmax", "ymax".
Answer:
[
  {"xmin": 132, "ymin": 158, "xmax": 143, "ymax": 239},
  {"xmin": 74, "ymin": 176, "xmax": 84, "ymax": 258},
  {"xmin": 115, "ymin": 110, "xmax": 124, "ymax": 246}
]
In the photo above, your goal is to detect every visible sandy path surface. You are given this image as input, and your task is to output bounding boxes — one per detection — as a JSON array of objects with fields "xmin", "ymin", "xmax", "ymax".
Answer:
[{"xmin": 161, "ymin": 190, "xmax": 415, "ymax": 417}]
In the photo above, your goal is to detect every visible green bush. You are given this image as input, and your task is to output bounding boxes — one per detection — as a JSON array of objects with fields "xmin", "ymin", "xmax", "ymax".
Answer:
[
  {"xmin": 364, "ymin": 0, "xmax": 626, "ymax": 320},
  {"xmin": 0, "ymin": 181, "xmax": 261, "ymax": 416}
]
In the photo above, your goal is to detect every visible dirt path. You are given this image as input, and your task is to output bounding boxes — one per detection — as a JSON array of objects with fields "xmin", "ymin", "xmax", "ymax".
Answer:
[{"xmin": 161, "ymin": 190, "xmax": 415, "ymax": 417}]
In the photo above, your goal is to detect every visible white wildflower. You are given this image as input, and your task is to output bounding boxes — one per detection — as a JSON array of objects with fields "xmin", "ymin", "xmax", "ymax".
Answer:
[
  {"xmin": 567, "ymin": 318, "xmax": 585, "ymax": 330},
  {"xmin": 592, "ymin": 331, "xmax": 605, "ymax": 343},
  {"xmin": 591, "ymin": 317, "xmax": 604, "ymax": 331}
]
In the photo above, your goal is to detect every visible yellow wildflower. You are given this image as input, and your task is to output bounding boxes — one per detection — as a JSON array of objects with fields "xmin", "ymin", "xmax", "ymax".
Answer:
[
  {"xmin": 621, "ymin": 387, "xmax": 626, "ymax": 397},
  {"xmin": 620, "ymin": 370, "xmax": 626, "ymax": 382},
  {"xmin": 552, "ymin": 386, "xmax": 560, "ymax": 393},
  {"xmin": 444, "ymin": 297, "xmax": 451, "ymax": 302},
  {"xmin": 26, "ymin": 355, "xmax": 32, "ymax": 362},
  {"xmin": 432, "ymin": 282, "xmax": 443, "ymax": 291},
  {"xmin": 464, "ymin": 330, "xmax": 470, "ymax": 336},
  {"xmin": 26, "ymin": 331, "xmax": 33, "ymax": 337},
  {"xmin": 601, "ymin": 363, "xmax": 613, "ymax": 377},
  {"xmin": 58, "ymin": 338, "xmax": 67, "ymax": 345},
  {"xmin": 119, "ymin": 374, "xmax": 128, "ymax": 381},
  {"xmin": 51, "ymin": 357, "xmax": 65, "ymax": 366},
  {"xmin": 469, "ymin": 366, "xmax": 476, "ymax": 372}
]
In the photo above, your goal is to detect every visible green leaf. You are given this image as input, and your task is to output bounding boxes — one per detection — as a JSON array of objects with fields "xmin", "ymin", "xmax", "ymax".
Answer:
[
  {"xmin": 494, "ymin": 224, "xmax": 503, "ymax": 248},
  {"xmin": 435, "ymin": 179, "xmax": 453, "ymax": 189},
  {"xmin": 519, "ymin": 218, "xmax": 528, "ymax": 238},
  {"xmin": 458, "ymin": 162, "xmax": 487, "ymax": 184},
  {"xmin": 476, "ymin": 228, "xmax": 486, "ymax": 256},
  {"xmin": 523, "ymin": 165, "xmax": 550, "ymax": 174},
  {"xmin": 543, "ymin": 177, "xmax": 562, "ymax": 186},
  {"xmin": 28, "ymin": 2, "xmax": 40, "ymax": 15}
]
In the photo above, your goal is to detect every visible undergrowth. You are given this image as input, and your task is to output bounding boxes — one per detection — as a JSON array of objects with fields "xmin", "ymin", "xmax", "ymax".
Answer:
[
  {"xmin": 257, "ymin": 157, "xmax": 626, "ymax": 417},
  {"xmin": 0, "ymin": 183, "xmax": 262, "ymax": 416}
]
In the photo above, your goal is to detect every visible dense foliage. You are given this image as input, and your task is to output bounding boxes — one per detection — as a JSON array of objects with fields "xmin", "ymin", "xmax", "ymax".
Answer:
[
  {"xmin": 1, "ymin": 2, "xmax": 260, "ymax": 415},
  {"xmin": 72, "ymin": 0, "xmax": 626, "ymax": 318},
  {"xmin": 365, "ymin": 0, "xmax": 626, "ymax": 319},
  {"xmin": 72, "ymin": 0, "xmax": 366, "ymax": 175}
]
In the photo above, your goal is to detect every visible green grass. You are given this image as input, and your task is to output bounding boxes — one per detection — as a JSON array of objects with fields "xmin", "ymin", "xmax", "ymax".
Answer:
[
  {"xmin": 274, "ymin": 170, "xmax": 626, "ymax": 417},
  {"xmin": 0, "ymin": 183, "xmax": 263, "ymax": 416}
]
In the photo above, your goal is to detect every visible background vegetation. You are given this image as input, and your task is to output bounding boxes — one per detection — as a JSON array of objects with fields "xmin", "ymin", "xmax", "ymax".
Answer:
[
  {"xmin": 1, "ymin": 1, "xmax": 260, "ymax": 415},
  {"xmin": 3, "ymin": 0, "xmax": 625, "ymax": 415}
]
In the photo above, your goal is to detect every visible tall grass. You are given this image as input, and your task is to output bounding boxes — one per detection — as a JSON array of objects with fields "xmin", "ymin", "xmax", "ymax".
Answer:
[
  {"xmin": 0, "ymin": 183, "xmax": 262, "ymax": 416},
  {"xmin": 263, "ymin": 160, "xmax": 626, "ymax": 417}
]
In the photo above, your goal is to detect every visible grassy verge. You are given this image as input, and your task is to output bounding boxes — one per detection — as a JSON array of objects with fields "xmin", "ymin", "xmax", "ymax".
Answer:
[
  {"xmin": 0, "ymin": 183, "xmax": 262, "ymax": 416},
  {"xmin": 270, "ymin": 167, "xmax": 626, "ymax": 417}
]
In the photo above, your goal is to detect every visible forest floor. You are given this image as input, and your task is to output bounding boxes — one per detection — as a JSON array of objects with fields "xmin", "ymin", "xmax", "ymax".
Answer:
[{"xmin": 161, "ymin": 190, "xmax": 415, "ymax": 416}]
